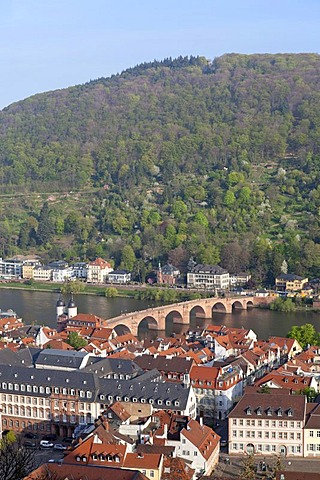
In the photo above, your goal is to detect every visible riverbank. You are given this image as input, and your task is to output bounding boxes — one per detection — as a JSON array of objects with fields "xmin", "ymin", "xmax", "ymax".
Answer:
[{"xmin": 0, "ymin": 281, "xmax": 137, "ymax": 298}]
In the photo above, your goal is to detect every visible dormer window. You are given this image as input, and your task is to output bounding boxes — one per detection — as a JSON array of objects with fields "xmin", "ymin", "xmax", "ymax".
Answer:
[
  {"xmin": 132, "ymin": 397, "xmax": 137, "ymax": 403},
  {"xmin": 267, "ymin": 407, "xmax": 272, "ymax": 416},
  {"xmin": 277, "ymin": 408, "xmax": 283, "ymax": 417},
  {"xmin": 284, "ymin": 378, "xmax": 288, "ymax": 383},
  {"xmin": 246, "ymin": 406, "xmax": 252, "ymax": 415},
  {"xmin": 287, "ymin": 408, "xmax": 293, "ymax": 417},
  {"xmin": 257, "ymin": 407, "xmax": 262, "ymax": 415}
]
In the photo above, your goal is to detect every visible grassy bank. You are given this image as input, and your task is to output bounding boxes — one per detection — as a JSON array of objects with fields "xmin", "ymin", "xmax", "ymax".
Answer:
[{"xmin": 0, "ymin": 281, "xmax": 137, "ymax": 298}]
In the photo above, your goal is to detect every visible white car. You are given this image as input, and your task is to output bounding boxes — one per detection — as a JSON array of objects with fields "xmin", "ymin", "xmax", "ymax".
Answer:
[
  {"xmin": 54, "ymin": 444, "xmax": 67, "ymax": 451},
  {"xmin": 39, "ymin": 440, "xmax": 54, "ymax": 449}
]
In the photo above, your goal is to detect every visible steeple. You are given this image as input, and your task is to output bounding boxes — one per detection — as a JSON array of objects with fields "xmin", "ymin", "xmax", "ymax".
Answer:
[
  {"xmin": 56, "ymin": 293, "xmax": 65, "ymax": 319},
  {"xmin": 67, "ymin": 293, "xmax": 77, "ymax": 318}
]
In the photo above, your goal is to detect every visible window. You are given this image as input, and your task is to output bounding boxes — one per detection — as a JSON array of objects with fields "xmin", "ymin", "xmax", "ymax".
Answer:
[
  {"xmin": 233, "ymin": 419, "xmax": 237, "ymax": 425},
  {"xmin": 272, "ymin": 421, "xmax": 276, "ymax": 427},
  {"xmin": 232, "ymin": 443, "xmax": 238, "ymax": 450},
  {"xmin": 271, "ymin": 432, "xmax": 276, "ymax": 439},
  {"xmin": 80, "ymin": 391, "xmax": 85, "ymax": 398},
  {"xmin": 232, "ymin": 431, "xmax": 237, "ymax": 437},
  {"xmin": 297, "ymin": 433, "xmax": 301, "ymax": 440},
  {"xmin": 258, "ymin": 420, "xmax": 262, "ymax": 426},
  {"xmin": 265, "ymin": 432, "xmax": 269, "ymax": 438},
  {"xmin": 239, "ymin": 420, "xmax": 243, "ymax": 426},
  {"xmin": 310, "ymin": 431, "xmax": 314, "ymax": 437},
  {"xmin": 194, "ymin": 451, "xmax": 197, "ymax": 456},
  {"xmin": 258, "ymin": 432, "xmax": 262, "ymax": 438}
]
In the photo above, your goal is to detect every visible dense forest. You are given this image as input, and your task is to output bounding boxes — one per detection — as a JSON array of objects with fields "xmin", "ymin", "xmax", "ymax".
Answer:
[{"xmin": 1, "ymin": 53, "xmax": 320, "ymax": 285}]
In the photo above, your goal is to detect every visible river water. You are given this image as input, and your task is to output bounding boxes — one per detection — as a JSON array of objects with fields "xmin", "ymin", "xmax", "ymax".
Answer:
[{"xmin": 0, "ymin": 289, "xmax": 319, "ymax": 340}]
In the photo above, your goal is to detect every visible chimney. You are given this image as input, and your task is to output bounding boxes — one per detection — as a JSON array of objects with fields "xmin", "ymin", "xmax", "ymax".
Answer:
[{"xmin": 199, "ymin": 414, "xmax": 203, "ymax": 427}]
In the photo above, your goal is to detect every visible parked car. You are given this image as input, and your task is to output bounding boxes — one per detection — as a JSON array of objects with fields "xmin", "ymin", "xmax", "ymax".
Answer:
[
  {"xmin": 39, "ymin": 440, "xmax": 53, "ymax": 449},
  {"xmin": 23, "ymin": 441, "xmax": 37, "ymax": 449},
  {"xmin": 62, "ymin": 437, "xmax": 73, "ymax": 444},
  {"xmin": 24, "ymin": 433, "xmax": 38, "ymax": 439},
  {"xmin": 43, "ymin": 434, "xmax": 57, "ymax": 441},
  {"xmin": 54, "ymin": 444, "xmax": 66, "ymax": 451}
]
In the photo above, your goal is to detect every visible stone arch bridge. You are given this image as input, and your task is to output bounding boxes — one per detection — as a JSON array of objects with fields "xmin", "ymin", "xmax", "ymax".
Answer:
[{"xmin": 103, "ymin": 296, "xmax": 273, "ymax": 337}]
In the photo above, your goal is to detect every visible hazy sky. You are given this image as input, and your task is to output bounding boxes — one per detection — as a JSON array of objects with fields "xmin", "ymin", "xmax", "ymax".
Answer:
[{"xmin": 1, "ymin": 0, "xmax": 319, "ymax": 109}]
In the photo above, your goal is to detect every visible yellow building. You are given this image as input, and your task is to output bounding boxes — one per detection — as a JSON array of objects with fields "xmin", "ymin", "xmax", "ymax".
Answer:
[{"xmin": 275, "ymin": 274, "xmax": 308, "ymax": 292}]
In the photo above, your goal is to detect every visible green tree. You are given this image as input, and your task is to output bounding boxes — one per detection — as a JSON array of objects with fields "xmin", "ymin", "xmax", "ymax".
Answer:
[
  {"xmin": 61, "ymin": 280, "xmax": 85, "ymax": 295},
  {"xmin": 105, "ymin": 287, "xmax": 118, "ymax": 298},
  {"xmin": 120, "ymin": 245, "xmax": 136, "ymax": 271},
  {"xmin": 224, "ymin": 190, "xmax": 236, "ymax": 207},
  {"xmin": 67, "ymin": 332, "xmax": 88, "ymax": 349},
  {"xmin": 287, "ymin": 323, "xmax": 320, "ymax": 349},
  {"xmin": 270, "ymin": 297, "xmax": 296, "ymax": 312},
  {"xmin": 240, "ymin": 453, "xmax": 256, "ymax": 480},
  {"xmin": 296, "ymin": 386, "xmax": 317, "ymax": 402},
  {"xmin": 269, "ymin": 455, "xmax": 284, "ymax": 480},
  {"xmin": 37, "ymin": 202, "xmax": 55, "ymax": 246}
]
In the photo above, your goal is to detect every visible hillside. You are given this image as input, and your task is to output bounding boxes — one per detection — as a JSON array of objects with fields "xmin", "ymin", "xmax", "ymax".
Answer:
[{"xmin": 1, "ymin": 53, "xmax": 320, "ymax": 284}]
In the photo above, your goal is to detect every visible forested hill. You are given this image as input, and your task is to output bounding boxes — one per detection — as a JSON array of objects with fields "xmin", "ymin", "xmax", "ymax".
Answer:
[
  {"xmin": 1, "ymin": 53, "xmax": 320, "ymax": 190},
  {"xmin": 1, "ymin": 53, "xmax": 320, "ymax": 283}
]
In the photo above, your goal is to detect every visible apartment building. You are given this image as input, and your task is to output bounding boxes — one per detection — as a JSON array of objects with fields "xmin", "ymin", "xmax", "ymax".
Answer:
[
  {"xmin": 0, "ymin": 363, "xmax": 196, "ymax": 438},
  {"xmin": 228, "ymin": 392, "xmax": 306, "ymax": 457},
  {"xmin": 87, "ymin": 257, "xmax": 113, "ymax": 284},
  {"xmin": 187, "ymin": 264, "xmax": 229, "ymax": 290},
  {"xmin": 190, "ymin": 363, "xmax": 243, "ymax": 420},
  {"xmin": 275, "ymin": 274, "xmax": 308, "ymax": 292}
]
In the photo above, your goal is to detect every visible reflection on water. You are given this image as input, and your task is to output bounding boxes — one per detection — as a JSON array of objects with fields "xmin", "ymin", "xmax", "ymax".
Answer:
[{"xmin": 0, "ymin": 289, "xmax": 320, "ymax": 341}]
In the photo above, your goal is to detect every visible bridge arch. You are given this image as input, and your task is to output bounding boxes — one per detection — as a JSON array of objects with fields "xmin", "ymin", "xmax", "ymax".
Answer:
[
  {"xmin": 232, "ymin": 300, "xmax": 244, "ymax": 310},
  {"xmin": 113, "ymin": 324, "xmax": 131, "ymax": 336},
  {"xmin": 212, "ymin": 302, "xmax": 227, "ymax": 313},
  {"xmin": 165, "ymin": 309, "xmax": 183, "ymax": 325},
  {"xmin": 246, "ymin": 300, "xmax": 254, "ymax": 308},
  {"xmin": 137, "ymin": 315, "xmax": 159, "ymax": 332},
  {"xmin": 189, "ymin": 305, "xmax": 206, "ymax": 321}
]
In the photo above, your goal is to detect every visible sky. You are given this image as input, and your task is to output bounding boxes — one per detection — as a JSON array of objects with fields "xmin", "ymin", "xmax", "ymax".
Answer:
[{"xmin": 1, "ymin": 0, "xmax": 319, "ymax": 109}]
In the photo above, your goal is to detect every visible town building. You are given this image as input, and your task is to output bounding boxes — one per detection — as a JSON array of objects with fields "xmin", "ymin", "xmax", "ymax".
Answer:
[
  {"xmin": 108, "ymin": 270, "xmax": 131, "ymax": 284},
  {"xmin": 187, "ymin": 264, "xmax": 229, "ymax": 290},
  {"xmin": 275, "ymin": 274, "xmax": 309, "ymax": 292},
  {"xmin": 157, "ymin": 263, "xmax": 180, "ymax": 285},
  {"xmin": 190, "ymin": 363, "xmax": 243, "ymax": 420},
  {"xmin": 87, "ymin": 257, "xmax": 113, "ymax": 284},
  {"xmin": 228, "ymin": 392, "xmax": 306, "ymax": 457}
]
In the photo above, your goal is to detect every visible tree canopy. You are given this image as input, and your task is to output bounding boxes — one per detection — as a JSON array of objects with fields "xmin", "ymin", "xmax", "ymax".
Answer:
[
  {"xmin": 287, "ymin": 323, "xmax": 320, "ymax": 349},
  {"xmin": 2, "ymin": 54, "xmax": 320, "ymax": 282}
]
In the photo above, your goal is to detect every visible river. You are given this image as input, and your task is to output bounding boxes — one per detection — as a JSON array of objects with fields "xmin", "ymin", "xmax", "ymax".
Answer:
[{"xmin": 0, "ymin": 289, "xmax": 319, "ymax": 340}]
